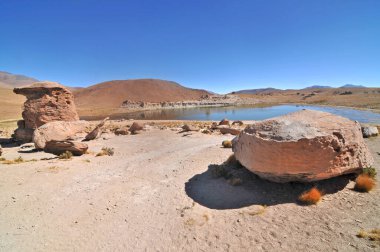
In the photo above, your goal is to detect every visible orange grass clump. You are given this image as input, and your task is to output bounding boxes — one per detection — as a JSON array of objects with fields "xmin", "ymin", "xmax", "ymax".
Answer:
[
  {"xmin": 298, "ymin": 187, "xmax": 322, "ymax": 205},
  {"xmin": 354, "ymin": 174, "xmax": 376, "ymax": 192}
]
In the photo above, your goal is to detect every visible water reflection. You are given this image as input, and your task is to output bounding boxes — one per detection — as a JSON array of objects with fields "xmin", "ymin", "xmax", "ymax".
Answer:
[{"xmin": 82, "ymin": 105, "xmax": 380, "ymax": 123}]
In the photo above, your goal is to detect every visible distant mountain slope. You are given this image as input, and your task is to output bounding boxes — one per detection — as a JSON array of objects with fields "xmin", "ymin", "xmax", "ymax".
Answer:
[
  {"xmin": 304, "ymin": 85, "xmax": 332, "ymax": 89},
  {"xmin": 340, "ymin": 84, "xmax": 366, "ymax": 88},
  {"xmin": 0, "ymin": 71, "xmax": 39, "ymax": 88},
  {"xmin": 74, "ymin": 79, "xmax": 211, "ymax": 110},
  {"xmin": 232, "ymin": 88, "xmax": 281, "ymax": 94}
]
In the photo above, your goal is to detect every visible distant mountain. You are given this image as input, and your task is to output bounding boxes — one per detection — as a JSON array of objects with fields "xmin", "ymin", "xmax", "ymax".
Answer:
[
  {"xmin": 0, "ymin": 71, "xmax": 39, "ymax": 88},
  {"xmin": 340, "ymin": 84, "xmax": 366, "ymax": 88},
  {"xmin": 232, "ymin": 88, "xmax": 281, "ymax": 94},
  {"xmin": 304, "ymin": 85, "xmax": 332, "ymax": 89},
  {"xmin": 74, "ymin": 79, "xmax": 212, "ymax": 110}
]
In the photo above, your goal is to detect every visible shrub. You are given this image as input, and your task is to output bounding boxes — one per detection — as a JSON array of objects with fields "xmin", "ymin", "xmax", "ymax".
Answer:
[
  {"xmin": 96, "ymin": 147, "xmax": 114, "ymax": 157},
  {"xmin": 354, "ymin": 174, "xmax": 375, "ymax": 192},
  {"xmin": 210, "ymin": 164, "xmax": 228, "ymax": 178},
  {"xmin": 222, "ymin": 140, "xmax": 232, "ymax": 148},
  {"xmin": 58, "ymin": 151, "xmax": 73, "ymax": 160},
  {"xmin": 228, "ymin": 177, "xmax": 242, "ymax": 186},
  {"xmin": 223, "ymin": 154, "xmax": 242, "ymax": 168},
  {"xmin": 298, "ymin": 187, "xmax": 322, "ymax": 205},
  {"xmin": 362, "ymin": 167, "xmax": 377, "ymax": 179}
]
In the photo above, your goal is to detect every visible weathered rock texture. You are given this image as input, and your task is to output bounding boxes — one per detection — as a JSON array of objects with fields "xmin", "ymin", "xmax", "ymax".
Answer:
[
  {"xmin": 44, "ymin": 140, "xmax": 88, "ymax": 156},
  {"xmin": 232, "ymin": 110, "xmax": 374, "ymax": 183},
  {"xmin": 84, "ymin": 117, "xmax": 109, "ymax": 141},
  {"xmin": 33, "ymin": 121, "xmax": 89, "ymax": 149},
  {"xmin": 217, "ymin": 126, "xmax": 241, "ymax": 135},
  {"xmin": 13, "ymin": 82, "xmax": 79, "ymax": 142}
]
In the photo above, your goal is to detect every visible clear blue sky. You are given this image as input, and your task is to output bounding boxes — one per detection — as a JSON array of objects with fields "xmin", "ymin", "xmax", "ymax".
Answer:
[{"xmin": 1, "ymin": 0, "xmax": 379, "ymax": 93}]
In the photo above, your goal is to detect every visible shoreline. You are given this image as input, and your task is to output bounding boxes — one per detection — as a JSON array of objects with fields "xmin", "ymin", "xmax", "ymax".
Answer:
[{"xmin": 78, "ymin": 103, "xmax": 380, "ymax": 122}]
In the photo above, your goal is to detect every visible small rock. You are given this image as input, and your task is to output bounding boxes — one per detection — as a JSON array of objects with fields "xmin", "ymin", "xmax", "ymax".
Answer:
[
  {"xmin": 181, "ymin": 124, "xmax": 199, "ymax": 132},
  {"xmin": 218, "ymin": 126, "xmax": 241, "ymax": 135},
  {"xmin": 84, "ymin": 117, "xmax": 109, "ymax": 141},
  {"xmin": 219, "ymin": 118, "xmax": 230, "ymax": 126},
  {"xmin": 232, "ymin": 120, "xmax": 244, "ymax": 126},
  {"xmin": 115, "ymin": 128, "xmax": 130, "ymax": 135},
  {"xmin": 129, "ymin": 122, "xmax": 144, "ymax": 134},
  {"xmin": 361, "ymin": 125, "xmax": 379, "ymax": 138},
  {"xmin": 210, "ymin": 122, "xmax": 218, "ymax": 129}
]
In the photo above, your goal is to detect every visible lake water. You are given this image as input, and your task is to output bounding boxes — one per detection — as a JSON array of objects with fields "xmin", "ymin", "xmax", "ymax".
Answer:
[{"xmin": 111, "ymin": 105, "xmax": 380, "ymax": 124}]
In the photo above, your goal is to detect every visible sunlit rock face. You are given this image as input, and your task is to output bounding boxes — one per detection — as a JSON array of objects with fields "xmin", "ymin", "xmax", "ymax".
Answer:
[
  {"xmin": 13, "ymin": 82, "xmax": 79, "ymax": 142},
  {"xmin": 232, "ymin": 110, "xmax": 374, "ymax": 183}
]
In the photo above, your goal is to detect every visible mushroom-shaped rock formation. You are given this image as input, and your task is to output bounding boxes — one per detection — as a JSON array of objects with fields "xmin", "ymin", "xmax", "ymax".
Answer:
[
  {"xmin": 232, "ymin": 110, "xmax": 374, "ymax": 183},
  {"xmin": 13, "ymin": 82, "xmax": 79, "ymax": 142}
]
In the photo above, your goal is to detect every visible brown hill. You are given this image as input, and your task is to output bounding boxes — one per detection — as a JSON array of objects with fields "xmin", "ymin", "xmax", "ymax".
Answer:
[
  {"xmin": 0, "ymin": 87, "xmax": 25, "ymax": 121},
  {"xmin": 74, "ymin": 79, "xmax": 211, "ymax": 111},
  {"xmin": 0, "ymin": 71, "xmax": 39, "ymax": 89}
]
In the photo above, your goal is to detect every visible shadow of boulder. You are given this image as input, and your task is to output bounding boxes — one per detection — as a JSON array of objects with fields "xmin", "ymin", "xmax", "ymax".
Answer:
[{"xmin": 185, "ymin": 162, "xmax": 353, "ymax": 210}]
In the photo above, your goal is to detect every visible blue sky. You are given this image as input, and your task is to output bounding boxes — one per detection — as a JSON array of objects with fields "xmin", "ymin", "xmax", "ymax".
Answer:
[{"xmin": 1, "ymin": 0, "xmax": 379, "ymax": 93}]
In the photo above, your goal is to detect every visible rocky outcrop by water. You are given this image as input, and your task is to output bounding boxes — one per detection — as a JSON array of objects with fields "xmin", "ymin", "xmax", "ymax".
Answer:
[
  {"xmin": 232, "ymin": 110, "xmax": 374, "ymax": 183},
  {"xmin": 121, "ymin": 95, "xmax": 256, "ymax": 110}
]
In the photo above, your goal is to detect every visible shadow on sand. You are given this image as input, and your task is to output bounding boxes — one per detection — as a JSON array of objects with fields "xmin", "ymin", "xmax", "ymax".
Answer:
[{"xmin": 185, "ymin": 163, "xmax": 353, "ymax": 210}]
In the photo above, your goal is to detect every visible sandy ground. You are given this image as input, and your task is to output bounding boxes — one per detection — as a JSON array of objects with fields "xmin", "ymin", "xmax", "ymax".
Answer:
[{"xmin": 0, "ymin": 126, "xmax": 379, "ymax": 251}]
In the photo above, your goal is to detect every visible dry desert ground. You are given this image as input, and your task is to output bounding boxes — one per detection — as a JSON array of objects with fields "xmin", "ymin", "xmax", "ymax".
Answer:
[{"xmin": 0, "ymin": 122, "xmax": 379, "ymax": 251}]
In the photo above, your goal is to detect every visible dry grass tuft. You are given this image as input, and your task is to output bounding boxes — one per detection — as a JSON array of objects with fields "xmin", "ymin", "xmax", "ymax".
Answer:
[
  {"xmin": 354, "ymin": 174, "xmax": 376, "ymax": 192},
  {"xmin": 362, "ymin": 166, "xmax": 377, "ymax": 179},
  {"xmin": 2, "ymin": 156, "xmax": 25, "ymax": 165},
  {"xmin": 357, "ymin": 229, "xmax": 380, "ymax": 242},
  {"xmin": 96, "ymin": 147, "xmax": 114, "ymax": 157},
  {"xmin": 298, "ymin": 187, "xmax": 322, "ymax": 205},
  {"xmin": 58, "ymin": 151, "xmax": 73, "ymax": 160},
  {"xmin": 223, "ymin": 154, "xmax": 242, "ymax": 168},
  {"xmin": 222, "ymin": 140, "xmax": 232, "ymax": 148}
]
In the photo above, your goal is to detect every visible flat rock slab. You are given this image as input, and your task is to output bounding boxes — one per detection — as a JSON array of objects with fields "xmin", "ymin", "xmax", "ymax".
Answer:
[
  {"xmin": 232, "ymin": 110, "xmax": 374, "ymax": 182},
  {"xmin": 33, "ymin": 120, "xmax": 90, "ymax": 149}
]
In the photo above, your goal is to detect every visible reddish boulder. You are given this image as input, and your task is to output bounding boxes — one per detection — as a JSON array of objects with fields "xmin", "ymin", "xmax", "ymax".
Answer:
[
  {"xmin": 129, "ymin": 122, "xmax": 144, "ymax": 134},
  {"xmin": 44, "ymin": 140, "xmax": 88, "ymax": 156},
  {"xmin": 217, "ymin": 126, "xmax": 241, "ymax": 136},
  {"xmin": 232, "ymin": 110, "xmax": 374, "ymax": 183},
  {"xmin": 13, "ymin": 82, "xmax": 79, "ymax": 142},
  {"xmin": 219, "ymin": 118, "xmax": 230, "ymax": 126}
]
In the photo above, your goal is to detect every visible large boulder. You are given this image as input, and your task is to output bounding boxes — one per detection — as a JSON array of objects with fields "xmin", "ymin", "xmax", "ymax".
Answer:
[
  {"xmin": 13, "ymin": 82, "xmax": 79, "ymax": 142},
  {"xmin": 33, "ymin": 121, "xmax": 89, "ymax": 149},
  {"xmin": 232, "ymin": 110, "xmax": 374, "ymax": 183},
  {"xmin": 44, "ymin": 140, "xmax": 88, "ymax": 156}
]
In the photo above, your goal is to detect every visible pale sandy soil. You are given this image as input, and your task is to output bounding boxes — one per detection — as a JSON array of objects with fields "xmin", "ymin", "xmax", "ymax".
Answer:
[{"xmin": 0, "ymin": 125, "xmax": 379, "ymax": 251}]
